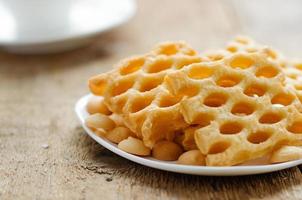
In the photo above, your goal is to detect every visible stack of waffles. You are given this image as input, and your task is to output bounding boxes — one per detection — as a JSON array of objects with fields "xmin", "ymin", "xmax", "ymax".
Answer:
[{"xmin": 86, "ymin": 37, "xmax": 302, "ymax": 166}]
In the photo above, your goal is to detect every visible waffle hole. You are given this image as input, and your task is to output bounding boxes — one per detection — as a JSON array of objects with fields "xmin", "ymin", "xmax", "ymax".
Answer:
[
  {"xmin": 256, "ymin": 66, "xmax": 279, "ymax": 78},
  {"xmin": 226, "ymin": 46, "xmax": 237, "ymax": 53},
  {"xmin": 295, "ymin": 85, "xmax": 302, "ymax": 90},
  {"xmin": 188, "ymin": 65, "xmax": 213, "ymax": 79},
  {"xmin": 186, "ymin": 49, "xmax": 197, "ymax": 56},
  {"xmin": 139, "ymin": 78, "xmax": 163, "ymax": 92},
  {"xmin": 207, "ymin": 54, "xmax": 224, "ymax": 61},
  {"xmin": 271, "ymin": 93, "xmax": 294, "ymax": 106},
  {"xmin": 235, "ymin": 37, "xmax": 249, "ymax": 45},
  {"xmin": 216, "ymin": 75, "xmax": 241, "ymax": 87},
  {"xmin": 191, "ymin": 113, "xmax": 214, "ymax": 127},
  {"xmin": 266, "ymin": 49, "xmax": 278, "ymax": 60},
  {"xmin": 130, "ymin": 96, "xmax": 154, "ymax": 113},
  {"xmin": 244, "ymin": 84, "xmax": 266, "ymax": 97},
  {"xmin": 208, "ymin": 141, "xmax": 231, "ymax": 154},
  {"xmin": 247, "ymin": 131, "xmax": 272, "ymax": 144},
  {"xmin": 115, "ymin": 98, "xmax": 127, "ymax": 113},
  {"xmin": 287, "ymin": 121, "xmax": 302, "ymax": 134},
  {"xmin": 294, "ymin": 63, "xmax": 302, "ymax": 71},
  {"xmin": 204, "ymin": 93, "xmax": 228, "ymax": 107},
  {"xmin": 220, "ymin": 122, "xmax": 243, "ymax": 134},
  {"xmin": 231, "ymin": 102, "xmax": 255, "ymax": 116},
  {"xmin": 147, "ymin": 59, "xmax": 173, "ymax": 73},
  {"xmin": 230, "ymin": 56, "xmax": 254, "ymax": 69},
  {"xmin": 259, "ymin": 112, "xmax": 283, "ymax": 124},
  {"xmin": 288, "ymin": 74, "xmax": 298, "ymax": 79},
  {"xmin": 112, "ymin": 79, "xmax": 134, "ymax": 96},
  {"xmin": 158, "ymin": 96, "xmax": 182, "ymax": 107},
  {"xmin": 89, "ymin": 79, "xmax": 107, "ymax": 96},
  {"xmin": 179, "ymin": 85, "xmax": 200, "ymax": 97},
  {"xmin": 120, "ymin": 58, "xmax": 145, "ymax": 75},
  {"xmin": 158, "ymin": 44, "xmax": 178, "ymax": 55}
]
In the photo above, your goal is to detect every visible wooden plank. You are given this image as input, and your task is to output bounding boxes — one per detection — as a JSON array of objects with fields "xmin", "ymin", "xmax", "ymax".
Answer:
[
  {"xmin": 1, "ymin": 0, "xmax": 302, "ymax": 199},
  {"xmin": 2, "ymin": 131, "xmax": 302, "ymax": 200}
]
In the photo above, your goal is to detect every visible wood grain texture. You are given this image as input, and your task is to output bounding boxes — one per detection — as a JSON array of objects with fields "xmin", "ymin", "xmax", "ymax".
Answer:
[{"xmin": 1, "ymin": 0, "xmax": 302, "ymax": 199}]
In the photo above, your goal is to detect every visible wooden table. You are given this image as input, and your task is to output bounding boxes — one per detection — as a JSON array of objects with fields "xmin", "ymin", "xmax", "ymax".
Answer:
[{"xmin": 1, "ymin": 0, "xmax": 302, "ymax": 199}]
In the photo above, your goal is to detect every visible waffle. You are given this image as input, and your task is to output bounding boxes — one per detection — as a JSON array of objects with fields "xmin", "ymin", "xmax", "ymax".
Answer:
[
  {"xmin": 165, "ymin": 51, "xmax": 302, "ymax": 166},
  {"xmin": 205, "ymin": 36, "xmax": 302, "ymax": 106},
  {"xmin": 86, "ymin": 95, "xmax": 199, "ymax": 152},
  {"xmin": 225, "ymin": 37, "xmax": 302, "ymax": 107},
  {"xmin": 282, "ymin": 61, "xmax": 302, "ymax": 105},
  {"xmin": 224, "ymin": 36, "xmax": 283, "ymax": 63},
  {"xmin": 89, "ymin": 42, "xmax": 204, "ymax": 147}
]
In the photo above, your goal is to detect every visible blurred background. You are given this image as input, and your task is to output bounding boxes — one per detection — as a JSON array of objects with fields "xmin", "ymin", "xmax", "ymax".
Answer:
[{"xmin": 1, "ymin": 0, "xmax": 302, "ymax": 99}]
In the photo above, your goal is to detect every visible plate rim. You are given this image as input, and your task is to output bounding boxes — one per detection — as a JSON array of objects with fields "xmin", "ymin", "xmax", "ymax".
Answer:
[{"xmin": 75, "ymin": 94, "xmax": 302, "ymax": 176}]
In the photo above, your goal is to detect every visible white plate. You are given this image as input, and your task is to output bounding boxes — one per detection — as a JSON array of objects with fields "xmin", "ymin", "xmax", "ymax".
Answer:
[
  {"xmin": 75, "ymin": 94, "xmax": 302, "ymax": 176},
  {"xmin": 0, "ymin": 0, "xmax": 136, "ymax": 53}
]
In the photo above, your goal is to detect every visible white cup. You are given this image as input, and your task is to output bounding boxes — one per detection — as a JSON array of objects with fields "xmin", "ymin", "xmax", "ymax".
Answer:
[{"xmin": 2, "ymin": 0, "xmax": 74, "ymax": 41}]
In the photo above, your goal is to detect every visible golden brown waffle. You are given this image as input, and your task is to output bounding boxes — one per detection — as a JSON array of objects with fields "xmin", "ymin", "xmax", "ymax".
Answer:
[
  {"xmin": 205, "ymin": 36, "xmax": 302, "ymax": 105},
  {"xmin": 225, "ymin": 37, "xmax": 302, "ymax": 107},
  {"xmin": 165, "ymin": 51, "xmax": 302, "ymax": 166},
  {"xmin": 88, "ymin": 42, "xmax": 204, "ymax": 147},
  {"xmin": 225, "ymin": 36, "xmax": 283, "ymax": 62},
  {"xmin": 281, "ymin": 61, "xmax": 302, "ymax": 105}
]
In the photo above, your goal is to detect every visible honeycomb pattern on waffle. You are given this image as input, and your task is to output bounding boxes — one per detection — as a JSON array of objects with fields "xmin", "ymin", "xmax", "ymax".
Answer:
[
  {"xmin": 165, "ymin": 51, "xmax": 302, "ymax": 166},
  {"xmin": 225, "ymin": 36, "xmax": 284, "ymax": 63},
  {"xmin": 224, "ymin": 37, "xmax": 302, "ymax": 105},
  {"xmin": 202, "ymin": 36, "xmax": 284, "ymax": 66},
  {"xmin": 86, "ymin": 95, "xmax": 200, "ymax": 152},
  {"xmin": 280, "ymin": 61, "xmax": 302, "ymax": 104},
  {"xmin": 204, "ymin": 36, "xmax": 302, "ymax": 105},
  {"xmin": 89, "ymin": 42, "xmax": 205, "ymax": 147}
]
